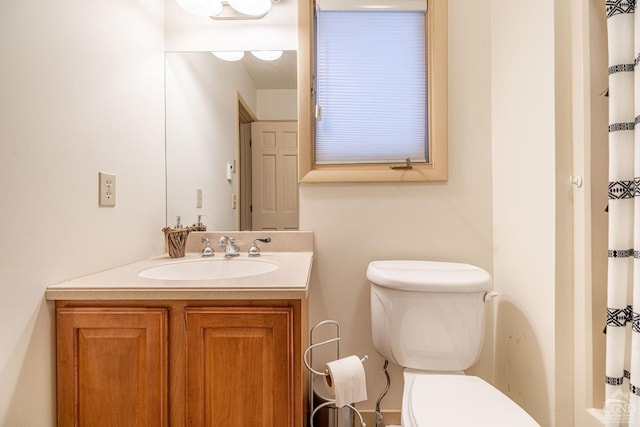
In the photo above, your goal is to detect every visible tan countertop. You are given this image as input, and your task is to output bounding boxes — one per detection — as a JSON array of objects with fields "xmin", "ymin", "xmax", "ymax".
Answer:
[{"xmin": 46, "ymin": 231, "xmax": 313, "ymax": 301}]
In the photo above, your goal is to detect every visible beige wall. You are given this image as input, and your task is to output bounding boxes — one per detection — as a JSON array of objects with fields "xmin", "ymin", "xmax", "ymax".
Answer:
[
  {"xmin": 0, "ymin": 0, "xmax": 166, "ymax": 424},
  {"xmin": 0, "ymin": 0, "xmax": 606, "ymax": 425},
  {"xmin": 302, "ymin": 1, "xmax": 582, "ymax": 426},
  {"xmin": 571, "ymin": 1, "xmax": 609, "ymax": 425},
  {"xmin": 257, "ymin": 89, "xmax": 298, "ymax": 120},
  {"xmin": 491, "ymin": 0, "xmax": 557, "ymax": 425},
  {"xmin": 589, "ymin": 0, "xmax": 609, "ymax": 411},
  {"xmin": 490, "ymin": 0, "xmax": 579, "ymax": 425},
  {"xmin": 300, "ymin": 0, "xmax": 494, "ymax": 412}
]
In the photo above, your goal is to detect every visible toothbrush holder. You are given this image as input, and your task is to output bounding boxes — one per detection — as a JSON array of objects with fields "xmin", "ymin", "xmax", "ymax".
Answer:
[{"xmin": 162, "ymin": 227, "xmax": 190, "ymax": 258}]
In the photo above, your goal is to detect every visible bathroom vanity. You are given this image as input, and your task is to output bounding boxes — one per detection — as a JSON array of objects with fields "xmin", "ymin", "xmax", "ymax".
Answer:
[{"xmin": 46, "ymin": 232, "xmax": 312, "ymax": 427}]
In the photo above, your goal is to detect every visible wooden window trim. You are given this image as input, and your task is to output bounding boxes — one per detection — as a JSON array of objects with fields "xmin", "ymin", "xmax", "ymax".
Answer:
[{"xmin": 297, "ymin": 0, "xmax": 448, "ymax": 183}]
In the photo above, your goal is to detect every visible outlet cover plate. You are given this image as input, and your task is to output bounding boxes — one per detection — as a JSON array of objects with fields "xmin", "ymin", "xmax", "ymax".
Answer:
[
  {"xmin": 99, "ymin": 172, "xmax": 116, "ymax": 207},
  {"xmin": 196, "ymin": 188, "xmax": 203, "ymax": 208}
]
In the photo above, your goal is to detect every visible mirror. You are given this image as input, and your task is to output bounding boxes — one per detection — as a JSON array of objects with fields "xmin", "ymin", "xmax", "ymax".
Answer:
[{"xmin": 165, "ymin": 50, "xmax": 298, "ymax": 231}]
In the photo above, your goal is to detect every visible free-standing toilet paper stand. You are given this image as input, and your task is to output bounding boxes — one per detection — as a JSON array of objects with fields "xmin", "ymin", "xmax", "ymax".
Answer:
[{"xmin": 303, "ymin": 320, "xmax": 367, "ymax": 427}]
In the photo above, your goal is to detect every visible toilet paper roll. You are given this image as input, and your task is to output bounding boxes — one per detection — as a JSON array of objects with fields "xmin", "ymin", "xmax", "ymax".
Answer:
[{"xmin": 323, "ymin": 355, "xmax": 367, "ymax": 408}]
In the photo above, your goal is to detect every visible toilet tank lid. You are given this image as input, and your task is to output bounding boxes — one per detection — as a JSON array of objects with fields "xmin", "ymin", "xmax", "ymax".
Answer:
[{"xmin": 367, "ymin": 260, "xmax": 492, "ymax": 292}]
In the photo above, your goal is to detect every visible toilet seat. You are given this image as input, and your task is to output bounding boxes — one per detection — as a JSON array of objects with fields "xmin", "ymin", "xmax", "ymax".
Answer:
[{"xmin": 407, "ymin": 374, "xmax": 539, "ymax": 426}]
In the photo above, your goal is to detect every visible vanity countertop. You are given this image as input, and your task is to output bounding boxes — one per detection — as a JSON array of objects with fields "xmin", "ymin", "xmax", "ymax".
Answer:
[{"xmin": 45, "ymin": 251, "xmax": 313, "ymax": 301}]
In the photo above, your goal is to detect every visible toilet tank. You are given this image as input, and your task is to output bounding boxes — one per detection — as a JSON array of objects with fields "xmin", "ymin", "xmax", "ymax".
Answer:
[{"xmin": 368, "ymin": 260, "xmax": 492, "ymax": 371}]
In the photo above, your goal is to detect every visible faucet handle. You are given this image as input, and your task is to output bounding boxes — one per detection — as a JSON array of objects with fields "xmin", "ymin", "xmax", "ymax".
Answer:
[
  {"xmin": 201, "ymin": 237, "xmax": 214, "ymax": 257},
  {"xmin": 248, "ymin": 238, "xmax": 271, "ymax": 257}
]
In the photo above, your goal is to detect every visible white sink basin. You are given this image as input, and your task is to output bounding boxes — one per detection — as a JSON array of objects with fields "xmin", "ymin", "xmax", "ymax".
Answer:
[{"xmin": 138, "ymin": 258, "xmax": 278, "ymax": 281}]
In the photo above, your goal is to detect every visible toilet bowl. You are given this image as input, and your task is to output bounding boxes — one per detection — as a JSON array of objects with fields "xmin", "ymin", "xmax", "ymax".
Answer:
[{"xmin": 367, "ymin": 260, "xmax": 539, "ymax": 426}]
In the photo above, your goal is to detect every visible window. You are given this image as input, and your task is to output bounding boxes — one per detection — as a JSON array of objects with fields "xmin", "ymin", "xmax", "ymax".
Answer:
[
  {"xmin": 316, "ymin": 9, "xmax": 427, "ymax": 164},
  {"xmin": 298, "ymin": 0, "xmax": 448, "ymax": 183}
]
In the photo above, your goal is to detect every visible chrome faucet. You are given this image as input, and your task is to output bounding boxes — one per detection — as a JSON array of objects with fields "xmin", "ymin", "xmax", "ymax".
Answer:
[
  {"xmin": 218, "ymin": 236, "xmax": 240, "ymax": 257},
  {"xmin": 201, "ymin": 237, "xmax": 214, "ymax": 257},
  {"xmin": 248, "ymin": 237, "xmax": 271, "ymax": 257}
]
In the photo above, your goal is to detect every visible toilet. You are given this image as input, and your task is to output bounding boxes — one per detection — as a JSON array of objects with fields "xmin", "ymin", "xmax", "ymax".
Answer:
[{"xmin": 367, "ymin": 260, "xmax": 539, "ymax": 426}]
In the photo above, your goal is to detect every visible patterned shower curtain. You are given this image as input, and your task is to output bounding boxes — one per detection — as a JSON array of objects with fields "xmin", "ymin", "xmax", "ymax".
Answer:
[{"xmin": 606, "ymin": 1, "xmax": 640, "ymax": 425}]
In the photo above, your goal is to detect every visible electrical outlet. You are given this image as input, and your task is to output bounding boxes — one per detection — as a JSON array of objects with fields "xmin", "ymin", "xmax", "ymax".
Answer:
[
  {"xmin": 226, "ymin": 162, "xmax": 234, "ymax": 180},
  {"xmin": 99, "ymin": 172, "xmax": 116, "ymax": 207},
  {"xmin": 196, "ymin": 188, "xmax": 203, "ymax": 208}
]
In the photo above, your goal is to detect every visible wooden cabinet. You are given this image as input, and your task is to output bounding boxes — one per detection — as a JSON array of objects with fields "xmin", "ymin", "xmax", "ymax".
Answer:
[
  {"xmin": 55, "ymin": 300, "xmax": 306, "ymax": 427},
  {"xmin": 56, "ymin": 307, "xmax": 168, "ymax": 427},
  {"xmin": 186, "ymin": 307, "xmax": 294, "ymax": 426}
]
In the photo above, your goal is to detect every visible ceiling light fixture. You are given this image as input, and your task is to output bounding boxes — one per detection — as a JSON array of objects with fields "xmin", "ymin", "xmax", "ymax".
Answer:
[
  {"xmin": 176, "ymin": 0, "xmax": 222, "ymax": 16},
  {"xmin": 250, "ymin": 50, "xmax": 283, "ymax": 61},
  {"xmin": 212, "ymin": 51, "xmax": 245, "ymax": 61},
  {"xmin": 177, "ymin": 0, "xmax": 277, "ymax": 20},
  {"xmin": 228, "ymin": 0, "xmax": 272, "ymax": 16},
  {"xmin": 212, "ymin": 51, "xmax": 285, "ymax": 62}
]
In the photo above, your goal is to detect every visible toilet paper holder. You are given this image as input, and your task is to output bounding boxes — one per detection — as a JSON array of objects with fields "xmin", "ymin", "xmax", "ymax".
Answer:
[
  {"xmin": 304, "ymin": 320, "xmax": 367, "ymax": 427},
  {"xmin": 304, "ymin": 342, "xmax": 368, "ymax": 377}
]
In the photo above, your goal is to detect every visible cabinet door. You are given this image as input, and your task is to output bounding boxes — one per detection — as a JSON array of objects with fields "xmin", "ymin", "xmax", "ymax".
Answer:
[
  {"xmin": 56, "ymin": 307, "xmax": 168, "ymax": 427},
  {"xmin": 185, "ymin": 307, "xmax": 294, "ymax": 427}
]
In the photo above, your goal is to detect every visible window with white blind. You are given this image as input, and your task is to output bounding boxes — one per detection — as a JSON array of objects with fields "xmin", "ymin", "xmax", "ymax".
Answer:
[
  {"xmin": 298, "ymin": 0, "xmax": 448, "ymax": 183},
  {"xmin": 315, "ymin": 9, "xmax": 427, "ymax": 164}
]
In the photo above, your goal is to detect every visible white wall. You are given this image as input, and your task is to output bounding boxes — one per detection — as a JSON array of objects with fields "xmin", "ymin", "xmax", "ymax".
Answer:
[
  {"xmin": 257, "ymin": 89, "xmax": 298, "ymax": 120},
  {"xmin": 588, "ymin": 0, "xmax": 609, "ymax": 410},
  {"xmin": 0, "ymin": 1, "xmax": 584, "ymax": 424},
  {"xmin": 0, "ymin": 0, "xmax": 166, "ymax": 424},
  {"xmin": 300, "ymin": 0, "xmax": 494, "ymax": 412},
  {"xmin": 490, "ymin": 0, "xmax": 562, "ymax": 425},
  {"xmin": 302, "ymin": 1, "xmax": 576, "ymax": 424}
]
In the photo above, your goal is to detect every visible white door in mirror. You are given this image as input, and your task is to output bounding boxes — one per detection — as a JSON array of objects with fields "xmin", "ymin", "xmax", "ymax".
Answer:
[{"xmin": 251, "ymin": 121, "xmax": 298, "ymax": 230}]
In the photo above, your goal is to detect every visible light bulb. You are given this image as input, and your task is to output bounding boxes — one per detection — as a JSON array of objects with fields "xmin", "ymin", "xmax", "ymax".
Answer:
[
  {"xmin": 212, "ymin": 51, "xmax": 246, "ymax": 61},
  {"xmin": 176, "ymin": 0, "xmax": 222, "ymax": 17},
  {"xmin": 228, "ymin": 0, "xmax": 271, "ymax": 16},
  {"xmin": 250, "ymin": 50, "xmax": 283, "ymax": 61}
]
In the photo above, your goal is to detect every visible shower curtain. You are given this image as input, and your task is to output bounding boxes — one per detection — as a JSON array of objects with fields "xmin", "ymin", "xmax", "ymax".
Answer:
[{"xmin": 606, "ymin": 1, "xmax": 640, "ymax": 425}]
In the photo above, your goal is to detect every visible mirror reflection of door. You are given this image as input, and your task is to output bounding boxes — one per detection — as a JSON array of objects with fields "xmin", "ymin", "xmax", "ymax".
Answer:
[
  {"xmin": 251, "ymin": 121, "xmax": 299, "ymax": 230},
  {"xmin": 238, "ymin": 99, "xmax": 298, "ymax": 231},
  {"xmin": 238, "ymin": 100, "xmax": 255, "ymax": 231}
]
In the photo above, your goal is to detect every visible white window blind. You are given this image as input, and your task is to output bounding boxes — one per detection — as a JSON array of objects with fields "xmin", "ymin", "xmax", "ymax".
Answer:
[{"xmin": 315, "ymin": 8, "xmax": 427, "ymax": 164}]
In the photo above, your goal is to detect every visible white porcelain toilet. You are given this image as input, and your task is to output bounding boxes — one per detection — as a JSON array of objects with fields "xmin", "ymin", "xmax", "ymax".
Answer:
[{"xmin": 367, "ymin": 260, "xmax": 539, "ymax": 426}]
